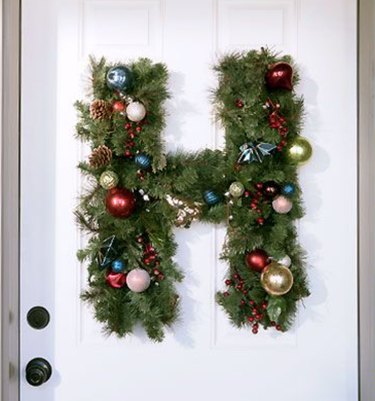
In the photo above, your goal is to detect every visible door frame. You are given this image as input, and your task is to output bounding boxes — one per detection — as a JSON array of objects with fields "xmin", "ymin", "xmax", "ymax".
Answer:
[{"xmin": 1, "ymin": 0, "xmax": 372, "ymax": 399}]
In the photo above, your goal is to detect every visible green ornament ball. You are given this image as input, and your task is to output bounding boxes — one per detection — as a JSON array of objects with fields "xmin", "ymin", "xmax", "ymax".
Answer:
[
  {"xmin": 286, "ymin": 136, "xmax": 312, "ymax": 164},
  {"xmin": 99, "ymin": 171, "xmax": 119, "ymax": 190},
  {"xmin": 229, "ymin": 181, "xmax": 245, "ymax": 197}
]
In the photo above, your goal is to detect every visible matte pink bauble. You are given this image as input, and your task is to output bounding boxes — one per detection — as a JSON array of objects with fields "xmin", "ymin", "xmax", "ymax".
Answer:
[
  {"xmin": 272, "ymin": 195, "xmax": 293, "ymax": 214},
  {"xmin": 126, "ymin": 268, "xmax": 151, "ymax": 293}
]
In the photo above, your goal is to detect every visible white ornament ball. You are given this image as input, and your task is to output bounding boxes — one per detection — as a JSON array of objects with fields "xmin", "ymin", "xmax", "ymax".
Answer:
[
  {"xmin": 126, "ymin": 101, "xmax": 146, "ymax": 122},
  {"xmin": 272, "ymin": 195, "xmax": 293, "ymax": 214},
  {"xmin": 126, "ymin": 268, "xmax": 151, "ymax": 293},
  {"xmin": 278, "ymin": 255, "xmax": 292, "ymax": 267}
]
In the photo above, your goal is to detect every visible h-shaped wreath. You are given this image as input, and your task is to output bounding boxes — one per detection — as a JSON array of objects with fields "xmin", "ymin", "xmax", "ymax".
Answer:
[{"xmin": 75, "ymin": 48, "xmax": 311, "ymax": 342}]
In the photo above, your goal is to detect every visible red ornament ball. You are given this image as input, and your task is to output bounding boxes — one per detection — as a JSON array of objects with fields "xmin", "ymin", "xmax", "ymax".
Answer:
[
  {"xmin": 105, "ymin": 188, "xmax": 136, "ymax": 218},
  {"xmin": 106, "ymin": 272, "xmax": 127, "ymax": 288},
  {"xmin": 113, "ymin": 100, "xmax": 125, "ymax": 112},
  {"xmin": 245, "ymin": 249, "xmax": 270, "ymax": 272},
  {"xmin": 235, "ymin": 98, "xmax": 244, "ymax": 108},
  {"xmin": 266, "ymin": 62, "xmax": 294, "ymax": 91},
  {"xmin": 262, "ymin": 181, "xmax": 281, "ymax": 199}
]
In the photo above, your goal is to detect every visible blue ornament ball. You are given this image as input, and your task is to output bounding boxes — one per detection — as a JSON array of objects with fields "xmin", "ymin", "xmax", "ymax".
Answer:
[
  {"xmin": 203, "ymin": 190, "xmax": 221, "ymax": 206},
  {"xmin": 106, "ymin": 66, "xmax": 133, "ymax": 92},
  {"xmin": 135, "ymin": 153, "xmax": 152, "ymax": 170},
  {"xmin": 282, "ymin": 183, "xmax": 296, "ymax": 196},
  {"xmin": 111, "ymin": 259, "xmax": 126, "ymax": 273}
]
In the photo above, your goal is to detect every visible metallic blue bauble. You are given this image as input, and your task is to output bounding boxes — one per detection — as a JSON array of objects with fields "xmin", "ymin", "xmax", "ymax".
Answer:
[
  {"xmin": 282, "ymin": 183, "xmax": 296, "ymax": 196},
  {"xmin": 134, "ymin": 153, "xmax": 152, "ymax": 170},
  {"xmin": 106, "ymin": 66, "xmax": 133, "ymax": 92},
  {"xmin": 111, "ymin": 259, "xmax": 126, "ymax": 273},
  {"xmin": 203, "ymin": 190, "xmax": 221, "ymax": 206}
]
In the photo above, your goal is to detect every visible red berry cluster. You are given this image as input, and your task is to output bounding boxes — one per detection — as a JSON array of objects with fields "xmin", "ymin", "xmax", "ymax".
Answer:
[
  {"xmin": 224, "ymin": 274, "xmax": 283, "ymax": 334},
  {"xmin": 244, "ymin": 182, "xmax": 267, "ymax": 226},
  {"xmin": 124, "ymin": 121, "xmax": 142, "ymax": 158},
  {"xmin": 136, "ymin": 235, "xmax": 164, "ymax": 281},
  {"xmin": 265, "ymin": 98, "xmax": 288, "ymax": 151},
  {"xmin": 247, "ymin": 300, "xmax": 268, "ymax": 334}
]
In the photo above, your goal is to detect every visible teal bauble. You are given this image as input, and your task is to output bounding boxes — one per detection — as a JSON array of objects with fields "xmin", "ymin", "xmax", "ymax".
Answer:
[
  {"xmin": 111, "ymin": 259, "xmax": 126, "ymax": 273},
  {"xmin": 203, "ymin": 190, "xmax": 221, "ymax": 206},
  {"xmin": 106, "ymin": 66, "xmax": 133, "ymax": 92},
  {"xmin": 134, "ymin": 153, "xmax": 152, "ymax": 170},
  {"xmin": 282, "ymin": 183, "xmax": 295, "ymax": 196}
]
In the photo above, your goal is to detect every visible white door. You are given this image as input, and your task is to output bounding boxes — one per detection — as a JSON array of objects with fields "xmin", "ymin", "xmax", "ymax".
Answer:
[{"xmin": 20, "ymin": 1, "xmax": 358, "ymax": 400}]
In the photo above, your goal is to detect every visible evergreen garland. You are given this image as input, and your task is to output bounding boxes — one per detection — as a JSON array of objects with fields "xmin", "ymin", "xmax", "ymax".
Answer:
[{"xmin": 75, "ymin": 48, "xmax": 310, "ymax": 342}]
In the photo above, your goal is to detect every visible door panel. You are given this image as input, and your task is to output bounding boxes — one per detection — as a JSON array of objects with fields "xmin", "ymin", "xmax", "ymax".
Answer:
[{"xmin": 21, "ymin": 0, "xmax": 358, "ymax": 400}]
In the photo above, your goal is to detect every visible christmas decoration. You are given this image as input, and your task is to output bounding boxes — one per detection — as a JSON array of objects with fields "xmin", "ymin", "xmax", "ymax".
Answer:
[
  {"xmin": 237, "ymin": 142, "xmax": 276, "ymax": 164},
  {"xmin": 106, "ymin": 65, "xmax": 133, "ymax": 92},
  {"xmin": 165, "ymin": 195, "xmax": 202, "ymax": 228},
  {"xmin": 272, "ymin": 195, "xmax": 293, "ymax": 214},
  {"xmin": 111, "ymin": 259, "xmax": 126, "ymax": 273},
  {"xmin": 126, "ymin": 101, "xmax": 146, "ymax": 122},
  {"xmin": 105, "ymin": 188, "xmax": 136, "ymax": 218},
  {"xmin": 260, "ymin": 261, "xmax": 294, "ymax": 296},
  {"xmin": 229, "ymin": 181, "xmax": 245, "ymax": 197},
  {"xmin": 76, "ymin": 51, "xmax": 310, "ymax": 341},
  {"xmin": 262, "ymin": 181, "xmax": 281, "ymax": 199},
  {"xmin": 90, "ymin": 99, "xmax": 111, "ymax": 120},
  {"xmin": 134, "ymin": 153, "xmax": 151, "ymax": 170},
  {"xmin": 286, "ymin": 136, "xmax": 312, "ymax": 164},
  {"xmin": 97, "ymin": 235, "xmax": 121, "ymax": 269},
  {"xmin": 89, "ymin": 145, "xmax": 112, "ymax": 169},
  {"xmin": 282, "ymin": 183, "xmax": 295, "ymax": 196},
  {"xmin": 265, "ymin": 62, "xmax": 294, "ymax": 91},
  {"xmin": 278, "ymin": 255, "xmax": 292, "ymax": 267},
  {"xmin": 99, "ymin": 171, "xmax": 119, "ymax": 189},
  {"xmin": 245, "ymin": 249, "xmax": 269, "ymax": 272},
  {"xmin": 126, "ymin": 268, "xmax": 151, "ymax": 293},
  {"xmin": 203, "ymin": 190, "xmax": 221, "ymax": 206},
  {"xmin": 235, "ymin": 98, "xmax": 244, "ymax": 108},
  {"xmin": 106, "ymin": 271, "xmax": 127, "ymax": 289},
  {"xmin": 112, "ymin": 100, "xmax": 126, "ymax": 112}
]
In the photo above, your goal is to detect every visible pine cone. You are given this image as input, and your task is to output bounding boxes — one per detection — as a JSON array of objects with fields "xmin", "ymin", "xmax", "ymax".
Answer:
[
  {"xmin": 89, "ymin": 145, "xmax": 112, "ymax": 168},
  {"xmin": 90, "ymin": 99, "xmax": 112, "ymax": 120}
]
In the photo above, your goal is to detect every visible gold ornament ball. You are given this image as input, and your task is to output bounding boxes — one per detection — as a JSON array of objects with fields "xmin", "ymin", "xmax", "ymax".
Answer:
[
  {"xmin": 286, "ymin": 136, "xmax": 312, "ymax": 164},
  {"xmin": 99, "ymin": 171, "xmax": 119, "ymax": 190},
  {"xmin": 229, "ymin": 181, "xmax": 245, "ymax": 197},
  {"xmin": 260, "ymin": 261, "xmax": 294, "ymax": 296}
]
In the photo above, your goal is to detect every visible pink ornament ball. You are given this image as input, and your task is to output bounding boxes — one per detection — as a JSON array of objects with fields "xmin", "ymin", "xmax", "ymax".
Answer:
[
  {"xmin": 126, "ymin": 268, "xmax": 151, "ymax": 293},
  {"xmin": 272, "ymin": 195, "xmax": 293, "ymax": 214}
]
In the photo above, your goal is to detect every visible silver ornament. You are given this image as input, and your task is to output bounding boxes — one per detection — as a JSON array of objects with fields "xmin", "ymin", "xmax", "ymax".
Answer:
[
  {"xmin": 278, "ymin": 255, "xmax": 292, "ymax": 267},
  {"xmin": 229, "ymin": 181, "xmax": 245, "ymax": 197},
  {"xmin": 126, "ymin": 101, "xmax": 146, "ymax": 122}
]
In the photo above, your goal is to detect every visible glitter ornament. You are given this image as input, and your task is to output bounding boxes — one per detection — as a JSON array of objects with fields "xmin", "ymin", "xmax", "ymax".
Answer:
[{"xmin": 99, "ymin": 171, "xmax": 119, "ymax": 190}]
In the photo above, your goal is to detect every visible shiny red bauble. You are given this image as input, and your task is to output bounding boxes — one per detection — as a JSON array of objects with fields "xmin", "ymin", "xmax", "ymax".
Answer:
[
  {"xmin": 262, "ymin": 181, "xmax": 281, "ymax": 199},
  {"xmin": 112, "ymin": 100, "xmax": 125, "ymax": 112},
  {"xmin": 105, "ymin": 188, "xmax": 136, "ymax": 218},
  {"xmin": 106, "ymin": 272, "xmax": 127, "ymax": 288},
  {"xmin": 265, "ymin": 62, "xmax": 293, "ymax": 91},
  {"xmin": 245, "ymin": 249, "xmax": 269, "ymax": 272}
]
